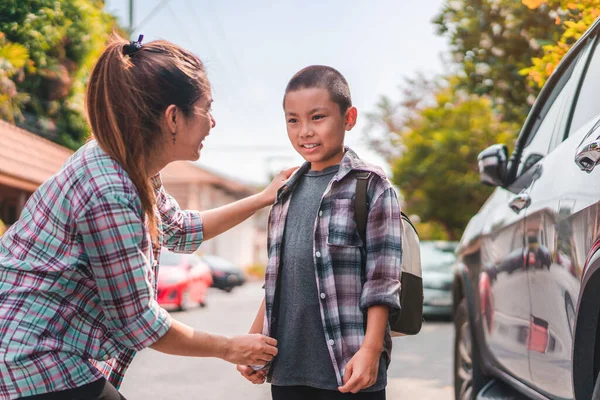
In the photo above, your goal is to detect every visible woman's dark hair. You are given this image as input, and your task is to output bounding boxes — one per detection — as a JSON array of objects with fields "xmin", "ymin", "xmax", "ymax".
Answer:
[{"xmin": 86, "ymin": 33, "xmax": 209, "ymax": 242}]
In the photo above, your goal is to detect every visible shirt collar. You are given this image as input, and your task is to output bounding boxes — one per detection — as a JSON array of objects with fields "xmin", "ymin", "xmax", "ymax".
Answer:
[{"xmin": 275, "ymin": 146, "xmax": 386, "ymax": 203}]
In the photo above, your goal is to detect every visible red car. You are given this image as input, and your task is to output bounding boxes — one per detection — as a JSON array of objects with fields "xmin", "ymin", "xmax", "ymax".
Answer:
[{"xmin": 157, "ymin": 249, "xmax": 213, "ymax": 311}]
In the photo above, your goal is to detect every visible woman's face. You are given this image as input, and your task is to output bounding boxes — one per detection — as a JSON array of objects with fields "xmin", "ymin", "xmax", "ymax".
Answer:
[{"xmin": 175, "ymin": 93, "xmax": 216, "ymax": 162}]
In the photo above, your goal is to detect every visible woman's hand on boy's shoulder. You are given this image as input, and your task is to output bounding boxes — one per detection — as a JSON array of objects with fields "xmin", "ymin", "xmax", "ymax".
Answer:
[
  {"xmin": 259, "ymin": 167, "xmax": 298, "ymax": 206},
  {"xmin": 337, "ymin": 346, "xmax": 380, "ymax": 394}
]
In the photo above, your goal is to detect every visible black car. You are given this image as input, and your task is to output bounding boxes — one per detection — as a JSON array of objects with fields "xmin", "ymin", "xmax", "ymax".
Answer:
[
  {"xmin": 453, "ymin": 16, "xmax": 600, "ymax": 400},
  {"xmin": 199, "ymin": 254, "xmax": 246, "ymax": 292},
  {"xmin": 421, "ymin": 241, "xmax": 458, "ymax": 318}
]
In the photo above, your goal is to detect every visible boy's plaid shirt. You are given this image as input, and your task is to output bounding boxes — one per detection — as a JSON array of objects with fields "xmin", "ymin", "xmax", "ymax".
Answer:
[
  {"xmin": 0, "ymin": 141, "xmax": 203, "ymax": 399},
  {"xmin": 262, "ymin": 148, "xmax": 402, "ymax": 386}
]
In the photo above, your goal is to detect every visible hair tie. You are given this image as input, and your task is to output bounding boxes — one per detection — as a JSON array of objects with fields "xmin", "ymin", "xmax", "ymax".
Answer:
[{"xmin": 123, "ymin": 34, "xmax": 144, "ymax": 56}]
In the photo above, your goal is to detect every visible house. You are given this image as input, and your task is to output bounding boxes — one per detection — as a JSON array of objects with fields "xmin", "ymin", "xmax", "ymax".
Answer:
[{"xmin": 0, "ymin": 120, "xmax": 268, "ymax": 268}]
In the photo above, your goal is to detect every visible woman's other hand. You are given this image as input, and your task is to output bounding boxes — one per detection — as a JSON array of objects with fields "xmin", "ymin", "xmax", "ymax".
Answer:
[{"xmin": 223, "ymin": 334, "xmax": 278, "ymax": 366}]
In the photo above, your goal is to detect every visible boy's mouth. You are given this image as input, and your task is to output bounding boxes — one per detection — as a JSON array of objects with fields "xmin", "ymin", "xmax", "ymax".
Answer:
[{"xmin": 301, "ymin": 143, "xmax": 320, "ymax": 149}]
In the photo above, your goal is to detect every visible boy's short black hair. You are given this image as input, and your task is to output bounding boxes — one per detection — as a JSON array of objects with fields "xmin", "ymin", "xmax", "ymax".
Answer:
[{"xmin": 284, "ymin": 65, "xmax": 352, "ymax": 114}]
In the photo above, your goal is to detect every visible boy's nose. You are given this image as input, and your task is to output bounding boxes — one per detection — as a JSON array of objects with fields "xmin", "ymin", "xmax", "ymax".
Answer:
[
  {"xmin": 300, "ymin": 126, "xmax": 314, "ymax": 138},
  {"xmin": 211, "ymin": 115, "xmax": 216, "ymax": 128}
]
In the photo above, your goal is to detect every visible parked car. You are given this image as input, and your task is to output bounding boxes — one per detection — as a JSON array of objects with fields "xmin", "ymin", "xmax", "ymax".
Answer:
[
  {"xmin": 421, "ymin": 241, "xmax": 458, "ymax": 318},
  {"xmin": 199, "ymin": 254, "xmax": 246, "ymax": 292},
  {"xmin": 157, "ymin": 249, "xmax": 213, "ymax": 311},
  {"xmin": 453, "ymin": 16, "xmax": 600, "ymax": 400}
]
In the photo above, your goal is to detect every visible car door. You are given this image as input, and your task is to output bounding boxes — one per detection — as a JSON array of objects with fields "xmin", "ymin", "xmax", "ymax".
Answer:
[
  {"xmin": 524, "ymin": 29, "xmax": 600, "ymax": 398},
  {"xmin": 478, "ymin": 181, "xmax": 534, "ymax": 385},
  {"xmin": 479, "ymin": 30, "xmax": 595, "ymax": 389}
]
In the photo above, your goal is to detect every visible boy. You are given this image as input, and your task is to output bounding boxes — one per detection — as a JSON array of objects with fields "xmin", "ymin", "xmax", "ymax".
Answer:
[{"xmin": 238, "ymin": 66, "xmax": 402, "ymax": 399}]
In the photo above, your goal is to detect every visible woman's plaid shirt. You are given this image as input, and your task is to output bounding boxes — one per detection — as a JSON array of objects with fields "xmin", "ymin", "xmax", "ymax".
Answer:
[
  {"xmin": 0, "ymin": 141, "xmax": 203, "ymax": 398},
  {"xmin": 262, "ymin": 148, "xmax": 402, "ymax": 386}
]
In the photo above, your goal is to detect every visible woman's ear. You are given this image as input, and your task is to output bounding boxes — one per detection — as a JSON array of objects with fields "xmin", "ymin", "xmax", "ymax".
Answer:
[
  {"xmin": 165, "ymin": 105, "xmax": 178, "ymax": 133},
  {"xmin": 345, "ymin": 106, "xmax": 358, "ymax": 130}
]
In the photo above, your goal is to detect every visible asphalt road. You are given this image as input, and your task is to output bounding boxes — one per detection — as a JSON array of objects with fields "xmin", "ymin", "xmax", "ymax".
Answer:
[{"xmin": 120, "ymin": 282, "xmax": 454, "ymax": 399}]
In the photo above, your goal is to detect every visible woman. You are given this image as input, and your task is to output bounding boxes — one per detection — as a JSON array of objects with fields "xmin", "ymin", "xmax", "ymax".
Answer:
[{"xmin": 0, "ymin": 34, "xmax": 292, "ymax": 399}]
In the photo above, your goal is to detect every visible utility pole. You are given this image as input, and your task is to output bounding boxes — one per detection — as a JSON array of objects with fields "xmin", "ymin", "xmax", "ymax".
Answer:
[{"xmin": 128, "ymin": 0, "xmax": 134, "ymax": 37}]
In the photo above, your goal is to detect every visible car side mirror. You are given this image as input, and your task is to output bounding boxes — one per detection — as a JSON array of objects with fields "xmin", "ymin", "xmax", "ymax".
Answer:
[{"xmin": 478, "ymin": 144, "xmax": 508, "ymax": 187}]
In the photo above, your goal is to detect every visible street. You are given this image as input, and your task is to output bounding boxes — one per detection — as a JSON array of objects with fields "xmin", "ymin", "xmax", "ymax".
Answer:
[{"xmin": 120, "ymin": 282, "xmax": 454, "ymax": 399}]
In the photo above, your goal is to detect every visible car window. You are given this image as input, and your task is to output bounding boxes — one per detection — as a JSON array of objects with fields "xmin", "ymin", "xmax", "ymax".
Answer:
[
  {"xmin": 517, "ymin": 39, "xmax": 593, "ymax": 177},
  {"xmin": 420, "ymin": 242, "xmax": 457, "ymax": 271},
  {"xmin": 570, "ymin": 35, "xmax": 600, "ymax": 135}
]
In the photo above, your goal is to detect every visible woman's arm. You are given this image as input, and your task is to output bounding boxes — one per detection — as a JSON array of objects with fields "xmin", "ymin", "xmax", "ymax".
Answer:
[
  {"xmin": 150, "ymin": 318, "xmax": 277, "ymax": 366},
  {"xmin": 200, "ymin": 168, "xmax": 295, "ymax": 241}
]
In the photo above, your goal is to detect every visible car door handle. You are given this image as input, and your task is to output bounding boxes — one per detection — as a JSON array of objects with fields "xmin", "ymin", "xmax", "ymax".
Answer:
[
  {"xmin": 509, "ymin": 193, "xmax": 531, "ymax": 214},
  {"xmin": 575, "ymin": 138, "xmax": 600, "ymax": 173}
]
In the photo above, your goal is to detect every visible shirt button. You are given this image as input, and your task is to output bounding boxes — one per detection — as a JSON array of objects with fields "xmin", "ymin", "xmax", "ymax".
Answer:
[
  {"xmin": 328, "ymin": 339, "xmax": 335, "ymax": 346},
  {"xmin": 319, "ymin": 210, "xmax": 323, "ymax": 217},
  {"xmin": 316, "ymin": 251, "xmax": 321, "ymax": 258},
  {"xmin": 320, "ymin": 293, "xmax": 326, "ymax": 299}
]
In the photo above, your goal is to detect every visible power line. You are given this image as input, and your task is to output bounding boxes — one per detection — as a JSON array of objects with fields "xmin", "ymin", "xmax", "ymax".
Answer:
[{"xmin": 133, "ymin": 0, "xmax": 172, "ymax": 32}]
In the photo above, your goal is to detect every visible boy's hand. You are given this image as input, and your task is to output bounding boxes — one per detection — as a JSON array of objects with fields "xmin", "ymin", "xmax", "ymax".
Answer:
[
  {"xmin": 236, "ymin": 364, "xmax": 267, "ymax": 384},
  {"xmin": 338, "ymin": 347, "xmax": 381, "ymax": 393},
  {"xmin": 260, "ymin": 167, "xmax": 298, "ymax": 205}
]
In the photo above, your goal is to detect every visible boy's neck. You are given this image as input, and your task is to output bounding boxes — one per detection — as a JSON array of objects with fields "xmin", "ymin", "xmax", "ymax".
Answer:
[{"xmin": 309, "ymin": 149, "xmax": 345, "ymax": 171}]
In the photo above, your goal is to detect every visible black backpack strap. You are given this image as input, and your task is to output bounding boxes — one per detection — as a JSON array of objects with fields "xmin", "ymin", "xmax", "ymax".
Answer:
[{"xmin": 354, "ymin": 172, "xmax": 371, "ymax": 250}]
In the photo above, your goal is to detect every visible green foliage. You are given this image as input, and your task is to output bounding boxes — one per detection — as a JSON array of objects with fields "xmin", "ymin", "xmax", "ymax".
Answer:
[
  {"xmin": 367, "ymin": 76, "xmax": 518, "ymax": 240},
  {"xmin": 0, "ymin": 32, "xmax": 31, "ymax": 122},
  {"xmin": 434, "ymin": 0, "xmax": 564, "ymax": 125},
  {"xmin": 521, "ymin": 0, "xmax": 600, "ymax": 88},
  {"xmin": 0, "ymin": 1, "xmax": 122, "ymax": 148}
]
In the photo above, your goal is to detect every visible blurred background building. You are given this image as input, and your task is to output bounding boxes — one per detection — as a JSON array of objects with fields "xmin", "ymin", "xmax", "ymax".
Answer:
[{"xmin": 0, "ymin": 119, "xmax": 267, "ymax": 268}]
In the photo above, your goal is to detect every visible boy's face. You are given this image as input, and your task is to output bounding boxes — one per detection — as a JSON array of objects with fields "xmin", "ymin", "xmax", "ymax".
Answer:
[{"xmin": 284, "ymin": 87, "xmax": 357, "ymax": 171}]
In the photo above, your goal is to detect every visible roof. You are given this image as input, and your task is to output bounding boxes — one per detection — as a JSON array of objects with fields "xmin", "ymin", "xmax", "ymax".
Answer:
[
  {"xmin": 0, "ymin": 119, "xmax": 73, "ymax": 192},
  {"xmin": 161, "ymin": 161, "xmax": 258, "ymax": 196},
  {"xmin": 0, "ymin": 120, "xmax": 257, "ymax": 196}
]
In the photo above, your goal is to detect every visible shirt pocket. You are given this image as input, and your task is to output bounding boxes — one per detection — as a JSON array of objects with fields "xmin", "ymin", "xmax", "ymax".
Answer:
[{"xmin": 327, "ymin": 198, "xmax": 363, "ymax": 248}]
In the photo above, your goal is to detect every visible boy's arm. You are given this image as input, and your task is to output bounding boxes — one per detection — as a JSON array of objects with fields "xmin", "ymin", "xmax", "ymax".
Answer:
[
  {"xmin": 338, "ymin": 305, "xmax": 389, "ymax": 393},
  {"xmin": 340, "ymin": 183, "xmax": 402, "ymax": 394},
  {"xmin": 236, "ymin": 298, "xmax": 268, "ymax": 384},
  {"xmin": 249, "ymin": 298, "xmax": 266, "ymax": 334},
  {"xmin": 359, "ymin": 185, "xmax": 402, "ymax": 312}
]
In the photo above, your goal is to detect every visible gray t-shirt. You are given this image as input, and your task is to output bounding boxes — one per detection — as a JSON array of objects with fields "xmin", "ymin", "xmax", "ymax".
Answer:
[{"xmin": 270, "ymin": 165, "xmax": 386, "ymax": 391}]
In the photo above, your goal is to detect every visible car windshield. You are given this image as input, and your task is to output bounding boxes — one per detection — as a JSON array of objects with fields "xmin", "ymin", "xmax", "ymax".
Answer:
[
  {"xmin": 159, "ymin": 250, "xmax": 184, "ymax": 266},
  {"xmin": 420, "ymin": 241, "xmax": 457, "ymax": 272}
]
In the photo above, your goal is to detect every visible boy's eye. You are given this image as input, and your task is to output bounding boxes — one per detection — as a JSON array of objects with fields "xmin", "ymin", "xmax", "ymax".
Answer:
[
  {"xmin": 287, "ymin": 118, "xmax": 298, "ymax": 123},
  {"xmin": 313, "ymin": 115, "xmax": 325, "ymax": 120}
]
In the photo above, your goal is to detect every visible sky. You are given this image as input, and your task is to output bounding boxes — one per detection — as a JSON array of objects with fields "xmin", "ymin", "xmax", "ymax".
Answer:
[{"xmin": 104, "ymin": 0, "xmax": 448, "ymax": 185}]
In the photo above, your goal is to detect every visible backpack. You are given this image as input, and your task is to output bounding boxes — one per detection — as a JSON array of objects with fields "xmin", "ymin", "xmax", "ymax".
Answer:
[{"xmin": 354, "ymin": 172, "xmax": 423, "ymax": 336}]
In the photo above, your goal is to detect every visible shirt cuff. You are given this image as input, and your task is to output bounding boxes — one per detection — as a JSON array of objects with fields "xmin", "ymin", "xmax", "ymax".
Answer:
[
  {"xmin": 360, "ymin": 278, "xmax": 401, "ymax": 311},
  {"xmin": 112, "ymin": 300, "xmax": 172, "ymax": 351},
  {"xmin": 150, "ymin": 174, "xmax": 163, "ymax": 193}
]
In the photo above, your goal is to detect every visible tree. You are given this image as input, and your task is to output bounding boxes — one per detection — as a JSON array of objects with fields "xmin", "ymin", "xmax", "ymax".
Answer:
[
  {"xmin": 0, "ymin": 33, "xmax": 30, "ymax": 122},
  {"xmin": 521, "ymin": 0, "xmax": 600, "ymax": 88},
  {"xmin": 434, "ymin": 0, "xmax": 564, "ymax": 125},
  {"xmin": 0, "ymin": 1, "xmax": 123, "ymax": 149},
  {"xmin": 367, "ymin": 76, "xmax": 518, "ymax": 240}
]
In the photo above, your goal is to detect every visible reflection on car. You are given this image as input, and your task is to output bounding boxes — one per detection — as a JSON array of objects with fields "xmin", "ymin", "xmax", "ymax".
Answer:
[{"xmin": 157, "ymin": 249, "xmax": 213, "ymax": 311}]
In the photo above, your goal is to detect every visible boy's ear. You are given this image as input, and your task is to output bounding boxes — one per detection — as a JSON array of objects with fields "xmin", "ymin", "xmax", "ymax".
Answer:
[{"xmin": 344, "ymin": 107, "xmax": 358, "ymax": 131}]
